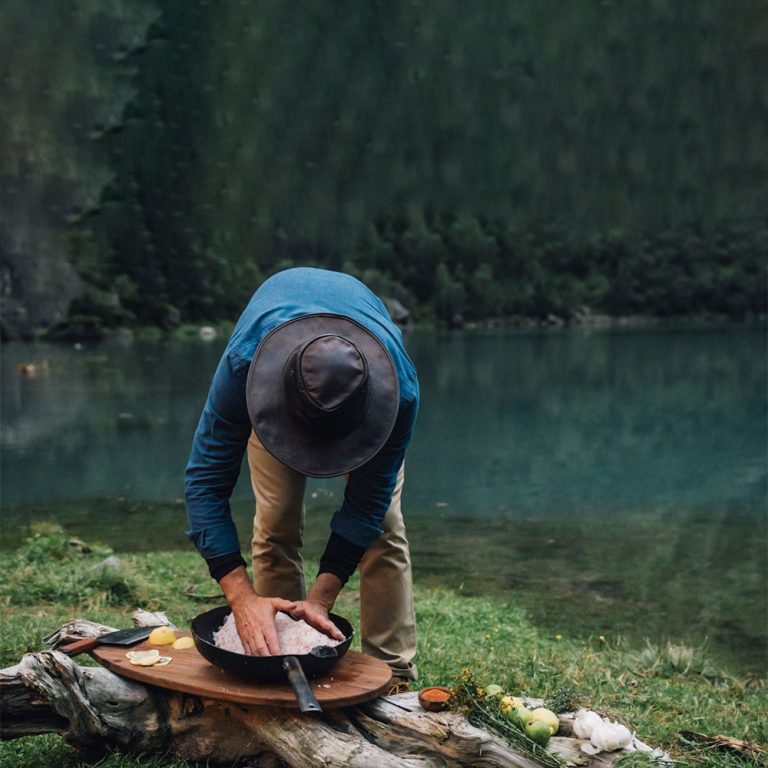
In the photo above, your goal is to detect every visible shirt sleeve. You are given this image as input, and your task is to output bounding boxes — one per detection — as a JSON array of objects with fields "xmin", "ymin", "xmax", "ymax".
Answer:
[
  {"xmin": 184, "ymin": 351, "xmax": 252, "ymax": 561},
  {"xmin": 329, "ymin": 397, "xmax": 419, "ymax": 550},
  {"xmin": 317, "ymin": 531, "xmax": 366, "ymax": 585}
]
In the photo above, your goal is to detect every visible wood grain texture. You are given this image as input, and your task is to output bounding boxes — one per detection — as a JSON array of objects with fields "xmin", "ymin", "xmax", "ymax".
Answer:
[{"xmin": 91, "ymin": 632, "xmax": 392, "ymax": 708}]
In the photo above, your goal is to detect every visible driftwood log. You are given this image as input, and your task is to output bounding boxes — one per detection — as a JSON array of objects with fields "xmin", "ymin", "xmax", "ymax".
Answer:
[{"xmin": 0, "ymin": 612, "xmax": 668, "ymax": 767}]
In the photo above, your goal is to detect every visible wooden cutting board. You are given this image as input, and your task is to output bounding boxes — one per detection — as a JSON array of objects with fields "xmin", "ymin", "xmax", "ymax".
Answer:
[{"xmin": 91, "ymin": 632, "xmax": 392, "ymax": 708}]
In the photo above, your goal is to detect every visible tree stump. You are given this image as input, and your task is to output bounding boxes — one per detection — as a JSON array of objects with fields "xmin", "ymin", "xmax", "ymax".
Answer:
[{"xmin": 0, "ymin": 613, "xmax": 668, "ymax": 767}]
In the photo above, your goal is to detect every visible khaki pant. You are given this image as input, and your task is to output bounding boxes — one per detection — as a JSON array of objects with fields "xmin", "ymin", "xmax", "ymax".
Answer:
[{"xmin": 247, "ymin": 432, "xmax": 418, "ymax": 679}]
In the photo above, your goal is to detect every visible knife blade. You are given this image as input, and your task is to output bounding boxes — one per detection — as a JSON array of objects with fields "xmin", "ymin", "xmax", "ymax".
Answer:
[{"xmin": 59, "ymin": 625, "xmax": 164, "ymax": 656}]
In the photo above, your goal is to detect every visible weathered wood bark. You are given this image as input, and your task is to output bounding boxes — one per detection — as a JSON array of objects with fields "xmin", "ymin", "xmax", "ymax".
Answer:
[
  {"xmin": 1, "ymin": 651, "xmax": 545, "ymax": 767},
  {"xmin": 1, "ymin": 614, "xmax": 667, "ymax": 767}
]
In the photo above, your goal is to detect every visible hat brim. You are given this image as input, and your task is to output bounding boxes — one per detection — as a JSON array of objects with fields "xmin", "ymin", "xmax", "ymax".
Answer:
[{"xmin": 246, "ymin": 314, "xmax": 399, "ymax": 477}]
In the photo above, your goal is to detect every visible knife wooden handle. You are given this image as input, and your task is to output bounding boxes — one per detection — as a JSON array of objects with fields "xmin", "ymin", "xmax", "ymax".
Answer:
[{"xmin": 59, "ymin": 637, "xmax": 101, "ymax": 656}]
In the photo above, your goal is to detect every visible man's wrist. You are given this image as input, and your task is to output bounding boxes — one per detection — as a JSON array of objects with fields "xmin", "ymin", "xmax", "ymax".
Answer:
[
  {"xmin": 219, "ymin": 565, "xmax": 256, "ymax": 605},
  {"xmin": 306, "ymin": 572, "xmax": 343, "ymax": 611}
]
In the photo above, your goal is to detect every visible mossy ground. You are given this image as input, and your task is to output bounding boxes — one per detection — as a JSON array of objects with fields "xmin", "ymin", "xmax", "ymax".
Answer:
[{"xmin": 0, "ymin": 525, "xmax": 764, "ymax": 768}]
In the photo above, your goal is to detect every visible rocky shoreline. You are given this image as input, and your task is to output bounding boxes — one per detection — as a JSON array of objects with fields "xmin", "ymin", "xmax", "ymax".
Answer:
[{"xmin": 5, "ymin": 312, "xmax": 764, "ymax": 349}]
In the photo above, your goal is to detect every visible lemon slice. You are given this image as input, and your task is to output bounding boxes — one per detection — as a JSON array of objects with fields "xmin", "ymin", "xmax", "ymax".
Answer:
[
  {"xmin": 155, "ymin": 656, "xmax": 173, "ymax": 666},
  {"xmin": 126, "ymin": 650, "xmax": 156, "ymax": 660},
  {"xmin": 126, "ymin": 649, "xmax": 161, "ymax": 666},
  {"xmin": 148, "ymin": 626, "xmax": 176, "ymax": 645},
  {"xmin": 172, "ymin": 636, "xmax": 194, "ymax": 650}
]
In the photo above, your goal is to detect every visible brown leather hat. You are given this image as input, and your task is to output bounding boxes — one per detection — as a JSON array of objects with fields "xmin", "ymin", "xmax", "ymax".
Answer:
[{"xmin": 246, "ymin": 314, "xmax": 399, "ymax": 477}]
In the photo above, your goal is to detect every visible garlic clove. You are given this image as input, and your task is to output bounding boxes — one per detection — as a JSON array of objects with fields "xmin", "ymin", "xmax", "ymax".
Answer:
[
  {"xmin": 573, "ymin": 709, "xmax": 604, "ymax": 739},
  {"xmin": 590, "ymin": 721, "xmax": 633, "ymax": 752}
]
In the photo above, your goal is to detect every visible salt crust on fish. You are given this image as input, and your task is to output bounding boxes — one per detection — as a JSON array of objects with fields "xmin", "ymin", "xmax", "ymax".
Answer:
[{"xmin": 213, "ymin": 611, "xmax": 343, "ymax": 655}]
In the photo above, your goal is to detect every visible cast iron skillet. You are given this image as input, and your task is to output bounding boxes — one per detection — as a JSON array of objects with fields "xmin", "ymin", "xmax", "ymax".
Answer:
[{"xmin": 191, "ymin": 605, "xmax": 354, "ymax": 714}]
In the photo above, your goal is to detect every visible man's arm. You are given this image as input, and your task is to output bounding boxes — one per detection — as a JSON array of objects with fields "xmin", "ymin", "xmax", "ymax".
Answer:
[
  {"xmin": 326, "ymin": 398, "xmax": 417, "ymax": 554},
  {"xmin": 309, "ymin": 397, "xmax": 418, "ymax": 605},
  {"xmin": 185, "ymin": 351, "xmax": 303, "ymax": 653},
  {"xmin": 184, "ymin": 351, "xmax": 251, "ymax": 573}
]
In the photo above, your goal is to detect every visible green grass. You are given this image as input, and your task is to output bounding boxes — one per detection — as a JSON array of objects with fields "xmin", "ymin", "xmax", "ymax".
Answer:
[{"xmin": 0, "ymin": 525, "xmax": 765, "ymax": 768}]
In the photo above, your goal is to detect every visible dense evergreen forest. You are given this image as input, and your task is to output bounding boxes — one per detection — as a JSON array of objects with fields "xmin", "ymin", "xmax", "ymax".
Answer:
[{"xmin": 2, "ymin": 1, "xmax": 766, "ymax": 337}]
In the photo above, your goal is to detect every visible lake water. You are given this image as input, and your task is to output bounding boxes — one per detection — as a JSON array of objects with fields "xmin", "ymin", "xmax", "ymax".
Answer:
[{"xmin": 2, "ymin": 325, "xmax": 766, "ymax": 676}]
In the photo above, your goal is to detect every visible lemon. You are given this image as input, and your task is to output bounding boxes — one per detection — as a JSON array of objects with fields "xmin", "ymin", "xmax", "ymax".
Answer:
[
  {"xmin": 528, "ymin": 707, "xmax": 559, "ymax": 735},
  {"xmin": 155, "ymin": 656, "xmax": 173, "ymax": 666},
  {"xmin": 127, "ymin": 649, "xmax": 161, "ymax": 666},
  {"xmin": 499, "ymin": 695, "xmax": 524, "ymax": 716},
  {"xmin": 484, "ymin": 684, "xmax": 504, "ymax": 697},
  {"xmin": 172, "ymin": 636, "xmax": 195, "ymax": 650},
  {"xmin": 148, "ymin": 626, "xmax": 176, "ymax": 645},
  {"xmin": 525, "ymin": 719, "xmax": 551, "ymax": 746}
]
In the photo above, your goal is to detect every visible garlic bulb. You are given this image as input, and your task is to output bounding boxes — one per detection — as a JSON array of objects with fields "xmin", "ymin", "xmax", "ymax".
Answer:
[
  {"xmin": 573, "ymin": 709, "xmax": 604, "ymax": 739},
  {"xmin": 589, "ymin": 721, "xmax": 632, "ymax": 752}
]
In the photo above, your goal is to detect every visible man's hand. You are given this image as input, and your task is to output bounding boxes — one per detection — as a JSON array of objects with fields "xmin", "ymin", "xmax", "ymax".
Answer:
[
  {"xmin": 219, "ymin": 566, "xmax": 296, "ymax": 655},
  {"xmin": 289, "ymin": 572, "xmax": 346, "ymax": 642},
  {"xmin": 231, "ymin": 592, "xmax": 298, "ymax": 655},
  {"xmin": 289, "ymin": 599, "xmax": 346, "ymax": 642}
]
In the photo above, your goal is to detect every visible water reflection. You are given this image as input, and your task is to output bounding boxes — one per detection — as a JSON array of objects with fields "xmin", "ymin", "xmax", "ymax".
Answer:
[
  {"xmin": 405, "ymin": 327, "xmax": 765, "ymax": 515},
  {"xmin": 1, "ymin": 326, "xmax": 766, "ymax": 674},
  {"xmin": 2, "ymin": 339, "xmax": 223, "ymax": 503}
]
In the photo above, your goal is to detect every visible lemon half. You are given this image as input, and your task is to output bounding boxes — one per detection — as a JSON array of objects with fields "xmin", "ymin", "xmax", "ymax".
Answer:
[{"xmin": 148, "ymin": 626, "xmax": 176, "ymax": 645}]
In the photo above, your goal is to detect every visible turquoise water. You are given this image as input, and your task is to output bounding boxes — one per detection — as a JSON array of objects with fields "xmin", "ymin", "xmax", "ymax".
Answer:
[{"xmin": 2, "ymin": 326, "xmax": 766, "ymax": 675}]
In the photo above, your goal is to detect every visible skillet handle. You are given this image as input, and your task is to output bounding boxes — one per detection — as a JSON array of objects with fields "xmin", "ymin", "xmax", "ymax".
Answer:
[{"xmin": 282, "ymin": 656, "xmax": 322, "ymax": 714}]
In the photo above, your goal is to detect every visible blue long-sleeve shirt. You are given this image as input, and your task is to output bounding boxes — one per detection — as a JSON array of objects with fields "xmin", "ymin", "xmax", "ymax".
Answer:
[{"xmin": 184, "ymin": 268, "xmax": 419, "ymax": 569}]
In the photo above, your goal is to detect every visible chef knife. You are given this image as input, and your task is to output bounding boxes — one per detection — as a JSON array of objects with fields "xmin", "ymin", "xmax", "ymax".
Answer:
[{"xmin": 59, "ymin": 626, "xmax": 164, "ymax": 656}]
